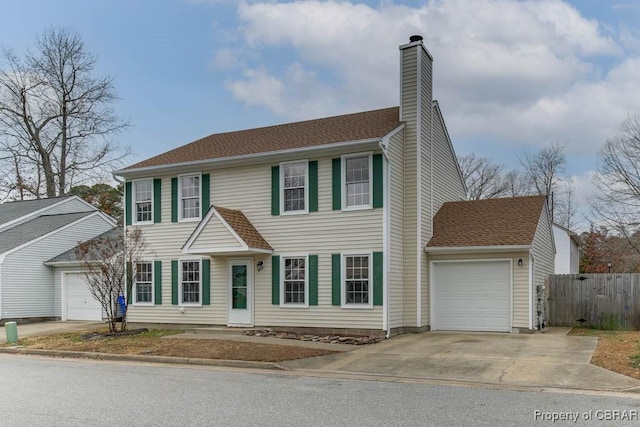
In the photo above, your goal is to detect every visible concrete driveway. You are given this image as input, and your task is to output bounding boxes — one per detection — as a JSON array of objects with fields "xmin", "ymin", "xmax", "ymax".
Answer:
[
  {"xmin": 0, "ymin": 321, "xmax": 102, "ymax": 344},
  {"xmin": 282, "ymin": 328, "xmax": 640, "ymax": 392}
]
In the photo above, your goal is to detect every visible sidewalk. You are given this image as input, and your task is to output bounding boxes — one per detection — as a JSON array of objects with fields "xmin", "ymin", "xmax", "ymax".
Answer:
[{"xmin": 0, "ymin": 321, "xmax": 102, "ymax": 344}]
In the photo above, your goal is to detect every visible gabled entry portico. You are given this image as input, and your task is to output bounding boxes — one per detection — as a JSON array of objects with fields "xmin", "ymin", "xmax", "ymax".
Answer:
[{"xmin": 181, "ymin": 205, "xmax": 272, "ymax": 326}]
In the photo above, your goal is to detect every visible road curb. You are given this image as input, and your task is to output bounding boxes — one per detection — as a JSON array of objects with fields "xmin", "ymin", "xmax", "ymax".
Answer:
[{"xmin": 0, "ymin": 347, "xmax": 287, "ymax": 370}]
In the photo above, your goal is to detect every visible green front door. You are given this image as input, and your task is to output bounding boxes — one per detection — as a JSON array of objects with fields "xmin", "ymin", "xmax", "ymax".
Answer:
[{"xmin": 228, "ymin": 259, "xmax": 252, "ymax": 325}]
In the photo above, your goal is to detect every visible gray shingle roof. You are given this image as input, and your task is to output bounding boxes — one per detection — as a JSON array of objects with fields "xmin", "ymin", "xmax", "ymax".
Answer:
[
  {"xmin": 46, "ymin": 226, "xmax": 122, "ymax": 263},
  {"xmin": 0, "ymin": 196, "xmax": 73, "ymax": 226},
  {"xmin": 0, "ymin": 212, "xmax": 94, "ymax": 254}
]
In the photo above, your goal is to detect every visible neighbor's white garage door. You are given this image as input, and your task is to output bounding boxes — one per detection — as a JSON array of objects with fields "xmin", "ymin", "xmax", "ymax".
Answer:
[
  {"xmin": 66, "ymin": 273, "xmax": 102, "ymax": 321},
  {"xmin": 432, "ymin": 260, "xmax": 511, "ymax": 332}
]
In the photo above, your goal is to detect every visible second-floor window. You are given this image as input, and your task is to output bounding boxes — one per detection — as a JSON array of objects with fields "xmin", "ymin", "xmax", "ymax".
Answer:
[
  {"xmin": 134, "ymin": 180, "xmax": 153, "ymax": 224},
  {"xmin": 344, "ymin": 155, "xmax": 371, "ymax": 209},
  {"xmin": 282, "ymin": 161, "xmax": 307, "ymax": 213},
  {"xmin": 180, "ymin": 174, "xmax": 200, "ymax": 220}
]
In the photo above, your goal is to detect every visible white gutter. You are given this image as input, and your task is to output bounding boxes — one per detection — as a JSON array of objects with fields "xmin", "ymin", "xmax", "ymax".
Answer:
[{"xmin": 424, "ymin": 244, "xmax": 531, "ymax": 254}]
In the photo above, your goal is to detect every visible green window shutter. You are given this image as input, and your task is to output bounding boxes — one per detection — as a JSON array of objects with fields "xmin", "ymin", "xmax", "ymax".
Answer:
[
  {"xmin": 272, "ymin": 255, "xmax": 280, "ymax": 305},
  {"xmin": 332, "ymin": 158, "xmax": 341, "ymax": 210},
  {"xmin": 202, "ymin": 258, "xmax": 210, "ymax": 305},
  {"xmin": 373, "ymin": 252, "xmax": 383, "ymax": 306},
  {"xmin": 154, "ymin": 260, "xmax": 162, "ymax": 305},
  {"xmin": 331, "ymin": 254, "xmax": 341, "ymax": 306},
  {"xmin": 153, "ymin": 178, "xmax": 162, "ymax": 223},
  {"xmin": 309, "ymin": 161, "xmax": 318, "ymax": 212},
  {"xmin": 271, "ymin": 166, "xmax": 280, "ymax": 216},
  {"xmin": 126, "ymin": 261, "xmax": 133, "ymax": 304},
  {"xmin": 373, "ymin": 154, "xmax": 383, "ymax": 208},
  {"xmin": 171, "ymin": 178, "xmax": 178, "ymax": 223},
  {"xmin": 309, "ymin": 255, "xmax": 318, "ymax": 306},
  {"xmin": 171, "ymin": 260, "xmax": 178, "ymax": 305},
  {"xmin": 125, "ymin": 181, "xmax": 132, "ymax": 226},
  {"xmin": 201, "ymin": 173, "xmax": 210, "ymax": 218}
]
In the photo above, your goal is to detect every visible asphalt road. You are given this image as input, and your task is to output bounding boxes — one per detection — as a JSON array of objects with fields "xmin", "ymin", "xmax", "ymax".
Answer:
[{"xmin": 2, "ymin": 355, "xmax": 640, "ymax": 427}]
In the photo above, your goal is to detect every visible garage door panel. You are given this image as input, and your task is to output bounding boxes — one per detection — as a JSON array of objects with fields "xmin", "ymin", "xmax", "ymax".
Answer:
[
  {"xmin": 433, "ymin": 261, "xmax": 511, "ymax": 332},
  {"xmin": 66, "ymin": 273, "xmax": 102, "ymax": 321}
]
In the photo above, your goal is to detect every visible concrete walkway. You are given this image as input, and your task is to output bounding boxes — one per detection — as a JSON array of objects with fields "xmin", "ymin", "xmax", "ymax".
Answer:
[
  {"xmin": 280, "ymin": 329, "xmax": 640, "ymax": 392},
  {"xmin": 0, "ymin": 321, "xmax": 102, "ymax": 344}
]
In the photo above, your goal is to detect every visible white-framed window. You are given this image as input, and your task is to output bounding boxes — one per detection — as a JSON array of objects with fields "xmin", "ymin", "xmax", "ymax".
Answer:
[
  {"xmin": 133, "ymin": 179, "xmax": 153, "ymax": 224},
  {"xmin": 180, "ymin": 259, "xmax": 201, "ymax": 305},
  {"xmin": 342, "ymin": 153, "xmax": 372, "ymax": 209},
  {"xmin": 134, "ymin": 261, "xmax": 153, "ymax": 305},
  {"xmin": 342, "ymin": 253, "xmax": 372, "ymax": 307},
  {"xmin": 280, "ymin": 255, "xmax": 308, "ymax": 307},
  {"xmin": 179, "ymin": 174, "xmax": 200, "ymax": 221},
  {"xmin": 280, "ymin": 161, "xmax": 308, "ymax": 214}
]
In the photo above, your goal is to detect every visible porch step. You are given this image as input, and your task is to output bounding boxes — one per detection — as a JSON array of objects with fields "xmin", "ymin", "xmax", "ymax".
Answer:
[{"xmin": 185, "ymin": 326, "xmax": 264, "ymax": 336}]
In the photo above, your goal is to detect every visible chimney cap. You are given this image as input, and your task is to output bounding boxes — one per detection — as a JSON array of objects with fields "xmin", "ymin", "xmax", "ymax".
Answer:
[{"xmin": 409, "ymin": 35, "xmax": 423, "ymax": 43}]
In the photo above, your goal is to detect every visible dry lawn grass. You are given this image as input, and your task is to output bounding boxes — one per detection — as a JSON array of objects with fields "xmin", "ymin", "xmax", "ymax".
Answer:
[
  {"xmin": 10, "ymin": 329, "xmax": 338, "ymax": 363},
  {"xmin": 569, "ymin": 328, "xmax": 640, "ymax": 380}
]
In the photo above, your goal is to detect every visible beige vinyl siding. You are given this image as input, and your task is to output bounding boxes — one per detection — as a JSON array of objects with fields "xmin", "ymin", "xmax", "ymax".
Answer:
[
  {"xmin": 388, "ymin": 129, "xmax": 405, "ymax": 329},
  {"xmin": 128, "ymin": 153, "xmax": 383, "ymax": 329},
  {"xmin": 531, "ymin": 206, "xmax": 555, "ymax": 329},
  {"xmin": 190, "ymin": 217, "xmax": 242, "ymax": 250},
  {"xmin": 431, "ymin": 105, "xmax": 466, "ymax": 212},
  {"xmin": 429, "ymin": 251, "xmax": 530, "ymax": 329},
  {"xmin": 418, "ymin": 48, "xmax": 433, "ymax": 327},
  {"xmin": 1, "ymin": 214, "xmax": 114, "ymax": 319},
  {"xmin": 400, "ymin": 43, "xmax": 419, "ymax": 328}
]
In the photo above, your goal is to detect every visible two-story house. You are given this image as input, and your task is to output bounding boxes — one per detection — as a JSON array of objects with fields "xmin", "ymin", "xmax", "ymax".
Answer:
[{"xmin": 116, "ymin": 36, "xmax": 554, "ymax": 335}]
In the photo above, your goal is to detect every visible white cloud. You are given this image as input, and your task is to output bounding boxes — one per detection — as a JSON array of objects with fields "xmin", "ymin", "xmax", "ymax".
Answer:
[{"xmin": 212, "ymin": 0, "xmax": 640, "ymax": 159}]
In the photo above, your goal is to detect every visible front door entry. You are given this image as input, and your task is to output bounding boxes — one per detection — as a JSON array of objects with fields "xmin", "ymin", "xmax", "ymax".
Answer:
[{"xmin": 227, "ymin": 259, "xmax": 252, "ymax": 326}]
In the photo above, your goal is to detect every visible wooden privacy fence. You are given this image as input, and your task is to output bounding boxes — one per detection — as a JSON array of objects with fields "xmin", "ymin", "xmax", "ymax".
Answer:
[{"xmin": 547, "ymin": 273, "xmax": 640, "ymax": 330}]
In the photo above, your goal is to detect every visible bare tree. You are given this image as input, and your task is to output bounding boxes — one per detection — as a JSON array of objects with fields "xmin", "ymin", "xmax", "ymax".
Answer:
[
  {"xmin": 0, "ymin": 28, "xmax": 128, "ymax": 199},
  {"xmin": 502, "ymin": 169, "xmax": 532, "ymax": 197},
  {"xmin": 518, "ymin": 142, "xmax": 566, "ymax": 220},
  {"xmin": 75, "ymin": 228, "xmax": 145, "ymax": 332},
  {"xmin": 554, "ymin": 178, "xmax": 579, "ymax": 230},
  {"xmin": 457, "ymin": 153, "xmax": 511, "ymax": 199},
  {"xmin": 592, "ymin": 114, "xmax": 640, "ymax": 255}
]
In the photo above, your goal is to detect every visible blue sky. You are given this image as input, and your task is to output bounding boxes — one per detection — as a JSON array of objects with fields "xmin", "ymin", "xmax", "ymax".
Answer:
[{"xmin": 3, "ymin": 0, "xmax": 640, "ymax": 228}]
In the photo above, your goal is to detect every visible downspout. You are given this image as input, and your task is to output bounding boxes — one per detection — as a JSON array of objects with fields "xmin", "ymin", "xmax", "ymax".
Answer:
[{"xmin": 379, "ymin": 137, "xmax": 391, "ymax": 339}]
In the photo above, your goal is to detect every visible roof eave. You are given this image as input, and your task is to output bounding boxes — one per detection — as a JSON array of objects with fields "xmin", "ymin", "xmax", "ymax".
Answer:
[
  {"xmin": 116, "ymin": 137, "xmax": 383, "ymax": 178},
  {"xmin": 424, "ymin": 244, "xmax": 531, "ymax": 254}
]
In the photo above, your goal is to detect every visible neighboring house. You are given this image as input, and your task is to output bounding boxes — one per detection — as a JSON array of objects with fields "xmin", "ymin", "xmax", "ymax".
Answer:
[
  {"xmin": 44, "ymin": 227, "xmax": 123, "ymax": 321},
  {"xmin": 115, "ymin": 36, "xmax": 554, "ymax": 334},
  {"xmin": 552, "ymin": 223, "xmax": 581, "ymax": 274},
  {"xmin": 425, "ymin": 196, "xmax": 555, "ymax": 332},
  {"xmin": 0, "ymin": 196, "xmax": 116, "ymax": 322}
]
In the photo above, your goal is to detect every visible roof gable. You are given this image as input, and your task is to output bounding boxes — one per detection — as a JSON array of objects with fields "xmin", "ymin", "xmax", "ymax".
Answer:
[
  {"xmin": 0, "ymin": 212, "xmax": 94, "ymax": 255},
  {"xmin": 121, "ymin": 107, "xmax": 401, "ymax": 172},
  {"xmin": 46, "ymin": 227, "xmax": 123, "ymax": 264},
  {"xmin": 427, "ymin": 195, "xmax": 547, "ymax": 248},
  {"xmin": 183, "ymin": 206, "xmax": 272, "ymax": 255}
]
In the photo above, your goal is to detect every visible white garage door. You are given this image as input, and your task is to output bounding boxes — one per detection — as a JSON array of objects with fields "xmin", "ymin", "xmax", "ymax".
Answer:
[
  {"xmin": 432, "ymin": 260, "xmax": 511, "ymax": 332},
  {"xmin": 66, "ymin": 273, "xmax": 102, "ymax": 321}
]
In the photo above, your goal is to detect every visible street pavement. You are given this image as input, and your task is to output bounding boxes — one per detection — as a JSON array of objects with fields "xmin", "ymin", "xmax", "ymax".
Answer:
[
  {"xmin": 3, "ymin": 321, "xmax": 640, "ymax": 394},
  {"xmin": 2, "ymin": 354, "xmax": 640, "ymax": 426}
]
